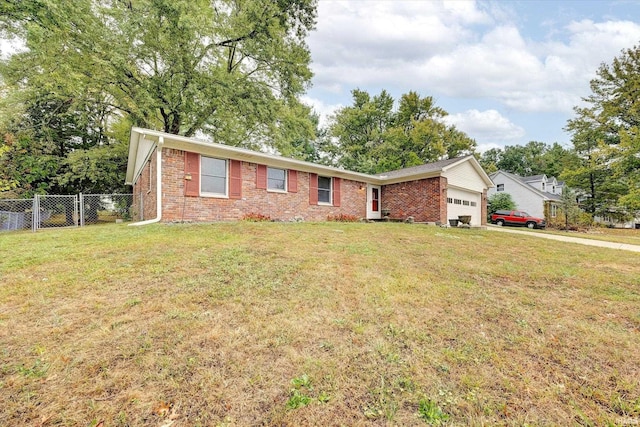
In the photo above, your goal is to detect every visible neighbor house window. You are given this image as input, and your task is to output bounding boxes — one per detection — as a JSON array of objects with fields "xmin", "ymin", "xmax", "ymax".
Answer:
[
  {"xmin": 318, "ymin": 176, "xmax": 332, "ymax": 204},
  {"xmin": 497, "ymin": 184, "xmax": 504, "ymax": 192},
  {"xmin": 267, "ymin": 167, "xmax": 287, "ymax": 191},
  {"xmin": 551, "ymin": 204, "xmax": 558, "ymax": 218},
  {"xmin": 201, "ymin": 156, "xmax": 227, "ymax": 196}
]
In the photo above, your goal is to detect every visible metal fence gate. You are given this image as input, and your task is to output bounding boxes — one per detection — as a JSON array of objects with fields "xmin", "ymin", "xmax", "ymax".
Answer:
[
  {"xmin": 0, "ymin": 193, "xmax": 133, "ymax": 232},
  {"xmin": 33, "ymin": 194, "xmax": 79, "ymax": 231}
]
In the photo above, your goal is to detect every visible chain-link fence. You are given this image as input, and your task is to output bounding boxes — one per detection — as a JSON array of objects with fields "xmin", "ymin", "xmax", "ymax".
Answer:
[
  {"xmin": 79, "ymin": 194, "xmax": 134, "ymax": 226},
  {"xmin": 0, "ymin": 194, "xmax": 133, "ymax": 232},
  {"xmin": 0, "ymin": 199, "xmax": 36, "ymax": 232},
  {"xmin": 34, "ymin": 195, "xmax": 78, "ymax": 230}
]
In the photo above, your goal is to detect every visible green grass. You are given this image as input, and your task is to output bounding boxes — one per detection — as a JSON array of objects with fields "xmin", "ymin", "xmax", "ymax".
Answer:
[{"xmin": 1, "ymin": 222, "xmax": 639, "ymax": 425}]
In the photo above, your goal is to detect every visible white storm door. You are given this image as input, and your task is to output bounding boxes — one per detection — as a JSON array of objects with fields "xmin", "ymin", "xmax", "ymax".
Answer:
[{"xmin": 367, "ymin": 185, "xmax": 381, "ymax": 219}]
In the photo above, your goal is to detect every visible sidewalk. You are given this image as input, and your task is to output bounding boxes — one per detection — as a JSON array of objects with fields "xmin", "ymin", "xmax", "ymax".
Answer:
[{"xmin": 486, "ymin": 226, "xmax": 640, "ymax": 253}]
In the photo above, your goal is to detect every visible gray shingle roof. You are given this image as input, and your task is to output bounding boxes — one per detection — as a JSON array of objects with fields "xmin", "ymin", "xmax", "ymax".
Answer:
[
  {"xmin": 522, "ymin": 174, "xmax": 545, "ymax": 182},
  {"xmin": 376, "ymin": 156, "xmax": 471, "ymax": 179}
]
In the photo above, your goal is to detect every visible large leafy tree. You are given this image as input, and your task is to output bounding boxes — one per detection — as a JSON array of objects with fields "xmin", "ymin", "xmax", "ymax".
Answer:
[
  {"xmin": 0, "ymin": 0, "xmax": 317, "ymax": 195},
  {"xmin": 327, "ymin": 89, "xmax": 395, "ymax": 173},
  {"xmin": 478, "ymin": 141, "xmax": 575, "ymax": 178},
  {"xmin": 328, "ymin": 90, "xmax": 476, "ymax": 174},
  {"xmin": 565, "ymin": 45, "xmax": 640, "ymax": 216}
]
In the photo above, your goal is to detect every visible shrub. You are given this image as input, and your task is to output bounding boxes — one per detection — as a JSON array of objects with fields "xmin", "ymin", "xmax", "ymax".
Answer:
[
  {"xmin": 327, "ymin": 213, "xmax": 360, "ymax": 222},
  {"xmin": 241, "ymin": 212, "xmax": 271, "ymax": 222},
  {"xmin": 487, "ymin": 193, "xmax": 516, "ymax": 215}
]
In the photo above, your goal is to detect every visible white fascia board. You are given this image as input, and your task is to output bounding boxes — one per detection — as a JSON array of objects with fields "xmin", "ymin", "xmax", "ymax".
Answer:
[
  {"xmin": 124, "ymin": 130, "xmax": 140, "ymax": 185},
  {"xmin": 125, "ymin": 130, "xmax": 157, "ymax": 186},
  {"xmin": 131, "ymin": 127, "xmax": 382, "ymax": 184}
]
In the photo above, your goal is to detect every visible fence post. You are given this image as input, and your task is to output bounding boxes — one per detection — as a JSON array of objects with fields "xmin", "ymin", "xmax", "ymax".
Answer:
[
  {"xmin": 32, "ymin": 195, "xmax": 39, "ymax": 232},
  {"xmin": 79, "ymin": 193, "xmax": 84, "ymax": 227},
  {"xmin": 75, "ymin": 194, "xmax": 79, "ymax": 227}
]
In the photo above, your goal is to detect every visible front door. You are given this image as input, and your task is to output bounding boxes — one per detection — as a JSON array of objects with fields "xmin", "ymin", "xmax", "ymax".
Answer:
[{"xmin": 366, "ymin": 185, "xmax": 381, "ymax": 219}]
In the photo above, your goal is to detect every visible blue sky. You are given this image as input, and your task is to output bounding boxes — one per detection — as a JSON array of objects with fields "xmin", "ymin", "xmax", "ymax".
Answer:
[{"xmin": 303, "ymin": 0, "xmax": 640, "ymax": 152}]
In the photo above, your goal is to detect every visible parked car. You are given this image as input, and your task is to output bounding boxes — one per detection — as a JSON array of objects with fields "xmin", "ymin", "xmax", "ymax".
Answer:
[{"xmin": 490, "ymin": 210, "xmax": 546, "ymax": 229}]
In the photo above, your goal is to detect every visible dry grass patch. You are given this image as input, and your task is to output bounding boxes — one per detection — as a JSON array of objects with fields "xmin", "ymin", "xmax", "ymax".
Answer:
[
  {"xmin": 1, "ymin": 223, "xmax": 639, "ymax": 426},
  {"xmin": 536, "ymin": 227, "xmax": 640, "ymax": 246}
]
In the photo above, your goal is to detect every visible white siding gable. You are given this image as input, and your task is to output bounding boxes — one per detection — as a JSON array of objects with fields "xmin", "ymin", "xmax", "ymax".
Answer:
[{"xmin": 443, "ymin": 160, "xmax": 486, "ymax": 192}]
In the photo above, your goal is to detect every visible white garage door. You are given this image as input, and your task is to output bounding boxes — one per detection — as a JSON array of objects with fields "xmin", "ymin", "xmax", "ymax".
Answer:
[{"xmin": 447, "ymin": 187, "xmax": 481, "ymax": 226}]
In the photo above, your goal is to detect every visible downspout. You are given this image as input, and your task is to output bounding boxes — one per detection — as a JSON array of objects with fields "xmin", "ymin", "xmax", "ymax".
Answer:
[{"xmin": 130, "ymin": 136, "xmax": 164, "ymax": 226}]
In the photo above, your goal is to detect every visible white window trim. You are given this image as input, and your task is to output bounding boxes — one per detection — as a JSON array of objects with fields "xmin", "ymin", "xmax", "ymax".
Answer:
[
  {"xmin": 200, "ymin": 156, "xmax": 229, "ymax": 198},
  {"xmin": 318, "ymin": 176, "xmax": 333, "ymax": 205},
  {"xmin": 266, "ymin": 166, "xmax": 288, "ymax": 193}
]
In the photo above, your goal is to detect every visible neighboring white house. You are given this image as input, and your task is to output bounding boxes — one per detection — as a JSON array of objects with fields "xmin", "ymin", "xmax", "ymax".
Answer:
[
  {"xmin": 594, "ymin": 211, "xmax": 640, "ymax": 229},
  {"xmin": 488, "ymin": 171, "xmax": 562, "ymax": 219}
]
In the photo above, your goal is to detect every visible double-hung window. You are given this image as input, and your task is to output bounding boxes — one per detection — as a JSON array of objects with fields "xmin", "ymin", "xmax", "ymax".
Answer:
[
  {"xmin": 267, "ymin": 167, "xmax": 287, "ymax": 191},
  {"xmin": 201, "ymin": 156, "xmax": 227, "ymax": 196},
  {"xmin": 318, "ymin": 176, "xmax": 332, "ymax": 204},
  {"xmin": 497, "ymin": 184, "xmax": 504, "ymax": 192}
]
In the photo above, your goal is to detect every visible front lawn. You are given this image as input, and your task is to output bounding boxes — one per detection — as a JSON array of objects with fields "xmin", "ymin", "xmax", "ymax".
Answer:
[
  {"xmin": 542, "ymin": 226, "xmax": 640, "ymax": 246},
  {"xmin": 1, "ymin": 223, "xmax": 639, "ymax": 426}
]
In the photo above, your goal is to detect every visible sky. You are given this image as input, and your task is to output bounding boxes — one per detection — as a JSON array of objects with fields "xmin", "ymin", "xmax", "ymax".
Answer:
[
  {"xmin": 302, "ymin": 0, "xmax": 640, "ymax": 152},
  {"xmin": 2, "ymin": 1, "xmax": 639, "ymax": 153}
]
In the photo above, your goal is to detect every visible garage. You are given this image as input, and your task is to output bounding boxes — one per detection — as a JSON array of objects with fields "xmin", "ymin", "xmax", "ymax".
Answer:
[{"xmin": 446, "ymin": 186, "xmax": 482, "ymax": 226}]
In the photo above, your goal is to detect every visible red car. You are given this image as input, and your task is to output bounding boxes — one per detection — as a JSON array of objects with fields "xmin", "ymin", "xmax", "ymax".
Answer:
[{"xmin": 490, "ymin": 210, "xmax": 546, "ymax": 229}]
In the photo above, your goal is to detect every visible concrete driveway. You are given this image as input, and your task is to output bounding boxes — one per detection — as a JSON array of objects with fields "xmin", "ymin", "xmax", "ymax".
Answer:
[{"xmin": 486, "ymin": 225, "xmax": 640, "ymax": 253}]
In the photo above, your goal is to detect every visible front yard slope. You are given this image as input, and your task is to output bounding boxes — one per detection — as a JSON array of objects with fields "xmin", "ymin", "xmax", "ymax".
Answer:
[{"xmin": 1, "ymin": 223, "xmax": 639, "ymax": 425}]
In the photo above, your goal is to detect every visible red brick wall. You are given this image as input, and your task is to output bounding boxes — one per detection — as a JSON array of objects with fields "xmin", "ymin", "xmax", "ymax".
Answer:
[
  {"xmin": 381, "ymin": 176, "xmax": 447, "ymax": 223},
  {"xmin": 160, "ymin": 149, "xmax": 367, "ymax": 222},
  {"xmin": 131, "ymin": 149, "xmax": 158, "ymax": 221}
]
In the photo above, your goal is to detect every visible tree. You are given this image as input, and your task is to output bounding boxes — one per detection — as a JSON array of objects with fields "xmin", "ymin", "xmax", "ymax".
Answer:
[
  {"xmin": 0, "ymin": 144, "xmax": 16, "ymax": 192},
  {"xmin": 327, "ymin": 89, "xmax": 395, "ymax": 173},
  {"xmin": 2, "ymin": 0, "xmax": 316, "ymax": 141},
  {"xmin": 478, "ymin": 141, "xmax": 575, "ymax": 178},
  {"xmin": 0, "ymin": 129, "xmax": 60, "ymax": 197},
  {"xmin": 328, "ymin": 90, "xmax": 476, "ymax": 174},
  {"xmin": 487, "ymin": 193, "xmax": 516, "ymax": 215},
  {"xmin": 610, "ymin": 128, "xmax": 640, "ymax": 214},
  {"xmin": 0, "ymin": 0, "xmax": 318, "ymax": 194},
  {"xmin": 564, "ymin": 45, "xmax": 640, "ymax": 217},
  {"xmin": 558, "ymin": 186, "xmax": 583, "ymax": 230},
  {"xmin": 476, "ymin": 148, "xmax": 500, "ymax": 174}
]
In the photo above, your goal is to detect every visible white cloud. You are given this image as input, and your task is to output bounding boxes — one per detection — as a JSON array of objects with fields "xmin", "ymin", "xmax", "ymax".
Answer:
[
  {"xmin": 443, "ymin": 109, "xmax": 525, "ymax": 146},
  {"xmin": 308, "ymin": 1, "xmax": 640, "ymax": 117},
  {"xmin": 308, "ymin": 0, "xmax": 488, "ymax": 92}
]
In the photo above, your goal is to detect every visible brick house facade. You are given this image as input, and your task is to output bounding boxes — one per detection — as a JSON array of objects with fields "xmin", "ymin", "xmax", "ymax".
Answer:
[
  {"xmin": 381, "ymin": 177, "xmax": 448, "ymax": 223},
  {"xmin": 126, "ymin": 128, "xmax": 493, "ymax": 226}
]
